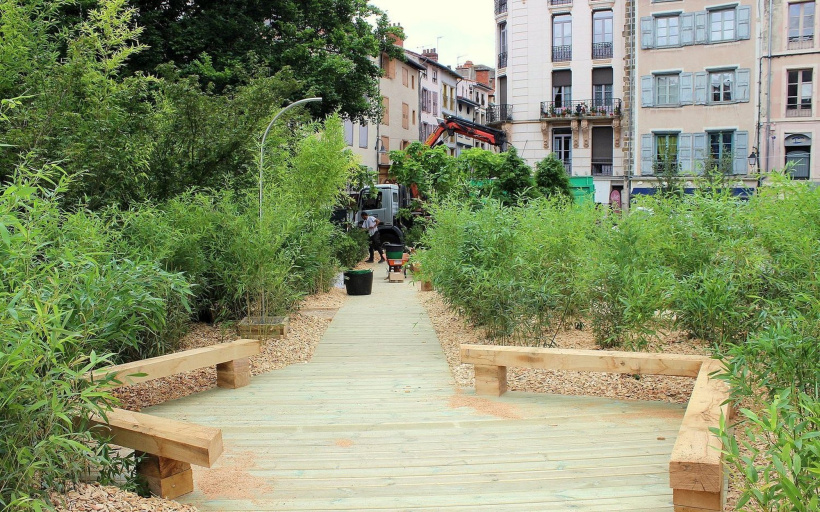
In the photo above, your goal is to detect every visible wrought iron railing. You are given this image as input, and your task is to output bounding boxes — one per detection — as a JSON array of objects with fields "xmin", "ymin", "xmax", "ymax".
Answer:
[
  {"xmin": 788, "ymin": 36, "xmax": 814, "ymax": 50},
  {"xmin": 498, "ymin": 51, "xmax": 508, "ymax": 69},
  {"xmin": 592, "ymin": 160, "xmax": 614, "ymax": 176},
  {"xmin": 562, "ymin": 161, "xmax": 572, "ymax": 175},
  {"xmin": 786, "ymin": 106, "xmax": 813, "ymax": 117},
  {"xmin": 592, "ymin": 41, "xmax": 613, "ymax": 59},
  {"xmin": 494, "ymin": 0, "xmax": 508, "ymax": 15},
  {"xmin": 487, "ymin": 104, "xmax": 513, "ymax": 124},
  {"xmin": 551, "ymin": 0, "xmax": 572, "ymax": 5},
  {"xmin": 540, "ymin": 98, "xmax": 622, "ymax": 118},
  {"xmin": 552, "ymin": 45, "xmax": 572, "ymax": 62}
]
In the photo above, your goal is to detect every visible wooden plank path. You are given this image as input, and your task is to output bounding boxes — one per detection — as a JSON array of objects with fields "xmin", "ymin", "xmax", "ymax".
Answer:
[{"xmin": 146, "ymin": 267, "xmax": 684, "ymax": 510}]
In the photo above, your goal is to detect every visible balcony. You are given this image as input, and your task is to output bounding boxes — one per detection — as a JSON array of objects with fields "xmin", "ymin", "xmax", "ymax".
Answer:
[
  {"xmin": 494, "ymin": 0, "xmax": 508, "ymax": 15},
  {"xmin": 551, "ymin": 0, "xmax": 572, "ymax": 5},
  {"xmin": 552, "ymin": 45, "xmax": 572, "ymax": 62},
  {"xmin": 788, "ymin": 36, "xmax": 814, "ymax": 50},
  {"xmin": 592, "ymin": 42, "xmax": 613, "ymax": 59},
  {"xmin": 562, "ymin": 161, "xmax": 572, "ymax": 175},
  {"xmin": 487, "ymin": 104, "xmax": 513, "ymax": 124},
  {"xmin": 540, "ymin": 99, "xmax": 622, "ymax": 119},
  {"xmin": 498, "ymin": 51, "xmax": 508, "ymax": 69},
  {"xmin": 592, "ymin": 160, "xmax": 613, "ymax": 176}
]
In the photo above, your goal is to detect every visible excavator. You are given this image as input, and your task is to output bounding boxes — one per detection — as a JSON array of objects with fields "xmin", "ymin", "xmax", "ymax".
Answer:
[{"xmin": 424, "ymin": 115, "xmax": 507, "ymax": 149}]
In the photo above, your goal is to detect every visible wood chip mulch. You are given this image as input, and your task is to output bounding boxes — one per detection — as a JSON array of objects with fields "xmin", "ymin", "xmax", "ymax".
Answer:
[{"xmin": 50, "ymin": 482, "xmax": 197, "ymax": 512}]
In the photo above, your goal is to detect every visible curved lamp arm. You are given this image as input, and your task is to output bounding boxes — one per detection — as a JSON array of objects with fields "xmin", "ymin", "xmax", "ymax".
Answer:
[{"xmin": 259, "ymin": 97, "xmax": 323, "ymax": 220}]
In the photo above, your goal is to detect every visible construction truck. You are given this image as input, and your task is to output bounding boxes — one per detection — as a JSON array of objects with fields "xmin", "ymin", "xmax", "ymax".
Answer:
[{"xmin": 352, "ymin": 116, "xmax": 507, "ymax": 244}]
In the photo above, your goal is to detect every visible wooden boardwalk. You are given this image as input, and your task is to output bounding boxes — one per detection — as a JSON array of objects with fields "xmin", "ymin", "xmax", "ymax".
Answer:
[{"xmin": 146, "ymin": 267, "xmax": 684, "ymax": 511}]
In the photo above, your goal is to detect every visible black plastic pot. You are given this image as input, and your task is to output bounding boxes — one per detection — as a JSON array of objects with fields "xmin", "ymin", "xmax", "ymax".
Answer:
[{"xmin": 344, "ymin": 269, "xmax": 373, "ymax": 295}]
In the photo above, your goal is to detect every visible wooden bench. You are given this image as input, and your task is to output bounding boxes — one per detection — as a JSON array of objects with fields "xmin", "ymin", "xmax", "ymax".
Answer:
[
  {"xmin": 460, "ymin": 344, "xmax": 730, "ymax": 512},
  {"xmin": 87, "ymin": 339, "xmax": 261, "ymax": 498},
  {"xmin": 91, "ymin": 338, "xmax": 261, "ymax": 389}
]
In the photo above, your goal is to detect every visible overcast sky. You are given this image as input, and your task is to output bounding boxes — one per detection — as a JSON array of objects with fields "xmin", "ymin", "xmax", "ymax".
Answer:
[{"xmin": 369, "ymin": 0, "xmax": 496, "ymax": 70}]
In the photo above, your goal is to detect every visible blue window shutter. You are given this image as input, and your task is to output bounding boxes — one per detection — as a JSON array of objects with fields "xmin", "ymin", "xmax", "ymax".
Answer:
[
  {"xmin": 641, "ymin": 134, "xmax": 654, "ymax": 175},
  {"xmin": 693, "ymin": 133, "xmax": 707, "ymax": 173},
  {"xmin": 694, "ymin": 72, "xmax": 708, "ymax": 105},
  {"xmin": 641, "ymin": 17, "xmax": 655, "ymax": 49},
  {"xmin": 680, "ymin": 73, "xmax": 694, "ymax": 105},
  {"xmin": 679, "ymin": 133, "xmax": 693, "ymax": 174},
  {"xmin": 737, "ymin": 6, "xmax": 751, "ymax": 40},
  {"xmin": 641, "ymin": 76, "xmax": 654, "ymax": 107},
  {"xmin": 681, "ymin": 13, "xmax": 695, "ymax": 45},
  {"xmin": 695, "ymin": 12, "xmax": 708, "ymax": 44},
  {"xmin": 736, "ymin": 68, "xmax": 751, "ymax": 102},
  {"xmin": 733, "ymin": 131, "xmax": 749, "ymax": 174}
]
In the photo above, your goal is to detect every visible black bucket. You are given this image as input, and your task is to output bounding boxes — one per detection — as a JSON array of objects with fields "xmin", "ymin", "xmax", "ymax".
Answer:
[{"xmin": 344, "ymin": 269, "xmax": 373, "ymax": 295}]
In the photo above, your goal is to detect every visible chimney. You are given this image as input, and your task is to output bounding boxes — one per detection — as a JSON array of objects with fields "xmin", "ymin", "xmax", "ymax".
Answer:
[
  {"xmin": 388, "ymin": 23, "xmax": 404, "ymax": 47},
  {"xmin": 422, "ymin": 48, "xmax": 438, "ymax": 62},
  {"xmin": 463, "ymin": 60, "xmax": 474, "ymax": 68},
  {"xmin": 476, "ymin": 69, "xmax": 490, "ymax": 86}
]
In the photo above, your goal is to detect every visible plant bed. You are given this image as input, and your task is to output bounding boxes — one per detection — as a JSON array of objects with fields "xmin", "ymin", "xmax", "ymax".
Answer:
[{"xmin": 237, "ymin": 315, "xmax": 289, "ymax": 338}]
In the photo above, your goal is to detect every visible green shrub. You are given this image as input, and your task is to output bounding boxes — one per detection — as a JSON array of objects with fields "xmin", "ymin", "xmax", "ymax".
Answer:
[{"xmin": 333, "ymin": 228, "xmax": 368, "ymax": 269}]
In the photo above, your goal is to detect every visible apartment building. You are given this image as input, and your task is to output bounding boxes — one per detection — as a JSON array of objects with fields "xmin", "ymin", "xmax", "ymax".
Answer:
[
  {"xmin": 494, "ymin": 0, "xmax": 628, "ymax": 204},
  {"xmin": 632, "ymin": 0, "xmax": 759, "ymax": 196},
  {"xmin": 760, "ymin": 0, "xmax": 818, "ymax": 180}
]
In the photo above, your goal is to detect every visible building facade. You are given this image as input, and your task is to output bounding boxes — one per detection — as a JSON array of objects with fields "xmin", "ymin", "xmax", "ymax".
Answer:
[
  {"xmin": 632, "ymin": 0, "xmax": 759, "ymax": 196},
  {"xmin": 760, "ymin": 0, "xmax": 818, "ymax": 180},
  {"xmin": 494, "ymin": 0, "xmax": 628, "ymax": 204}
]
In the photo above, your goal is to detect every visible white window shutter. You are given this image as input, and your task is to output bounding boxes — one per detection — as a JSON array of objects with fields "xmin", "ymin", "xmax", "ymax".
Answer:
[
  {"xmin": 695, "ymin": 12, "xmax": 708, "ymax": 44},
  {"xmin": 733, "ymin": 131, "xmax": 749, "ymax": 174},
  {"xmin": 680, "ymin": 73, "xmax": 694, "ymax": 105},
  {"xmin": 641, "ymin": 17, "xmax": 654, "ymax": 49},
  {"xmin": 693, "ymin": 133, "xmax": 707, "ymax": 173},
  {"xmin": 678, "ymin": 133, "xmax": 693, "ymax": 174},
  {"xmin": 736, "ymin": 68, "xmax": 751, "ymax": 102},
  {"xmin": 641, "ymin": 76, "xmax": 654, "ymax": 107},
  {"xmin": 737, "ymin": 6, "xmax": 751, "ymax": 40},
  {"xmin": 681, "ymin": 13, "xmax": 695, "ymax": 45},
  {"xmin": 694, "ymin": 72, "xmax": 708, "ymax": 105},
  {"xmin": 641, "ymin": 134, "xmax": 654, "ymax": 175}
]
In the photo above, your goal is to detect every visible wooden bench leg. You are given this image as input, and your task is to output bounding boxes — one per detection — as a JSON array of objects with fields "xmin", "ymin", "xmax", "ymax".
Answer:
[
  {"xmin": 420, "ymin": 280, "xmax": 433, "ymax": 291},
  {"xmin": 474, "ymin": 364, "xmax": 507, "ymax": 396},
  {"xmin": 673, "ymin": 488, "xmax": 724, "ymax": 512},
  {"xmin": 217, "ymin": 357, "xmax": 251, "ymax": 389},
  {"xmin": 137, "ymin": 453, "xmax": 194, "ymax": 499}
]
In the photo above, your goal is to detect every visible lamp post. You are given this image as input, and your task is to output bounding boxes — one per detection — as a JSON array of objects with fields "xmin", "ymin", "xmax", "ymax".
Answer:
[
  {"xmin": 259, "ymin": 97, "xmax": 323, "ymax": 221},
  {"xmin": 748, "ymin": 147, "xmax": 759, "ymax": 173}
]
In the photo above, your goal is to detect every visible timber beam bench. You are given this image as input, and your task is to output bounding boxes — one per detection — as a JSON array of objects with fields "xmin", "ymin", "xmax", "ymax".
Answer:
[
  {"xmin": 87, "ymin": 339, "xmax": 262, "ymax": 498},
  {"xmin": 460, "ymin": 344, "xmax": 730, "ymax": 512}
]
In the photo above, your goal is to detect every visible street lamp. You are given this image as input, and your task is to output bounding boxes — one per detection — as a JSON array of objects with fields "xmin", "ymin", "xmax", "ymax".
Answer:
[
  {"xmin": 259, "ymin": 97, "xmax": 323, "ymax": 220},
  {"xmin": 747, "ymin": 147, "xmax": 759, "ymax": 172}
]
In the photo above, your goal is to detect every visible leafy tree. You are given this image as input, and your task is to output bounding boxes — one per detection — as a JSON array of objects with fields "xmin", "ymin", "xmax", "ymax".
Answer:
[
  {"xmin": 126, "ymin": 0, "xmax": 405, "ymax": 121},
  {"xmin": 534, "ymin": 153, "xmax": 571, "ymax": 199},
  {"xmin": 388, "ymin": 142, "xmax": 460, "ymax": 200},
  {"xmin": 494, "ymin": 147, "xmax": 537, "ymax": 205}
]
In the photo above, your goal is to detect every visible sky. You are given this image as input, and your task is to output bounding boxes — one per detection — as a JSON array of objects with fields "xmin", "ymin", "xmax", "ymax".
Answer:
[{"xmin": 369, "ymin": 0, "xmax": 496, "ymax": 70}]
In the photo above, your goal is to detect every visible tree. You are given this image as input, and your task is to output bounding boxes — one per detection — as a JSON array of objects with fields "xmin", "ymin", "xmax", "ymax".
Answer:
[
  {"xmin": 534, "ymin": 153, "xmax": 572, "ymax": 199},
  {"xmin": 494, "ymin": 147, "xmax": 537, "ymax": 205},
  {"xmin": 126, "ymin": 0, "xmax": 405, "ymax": 122}
]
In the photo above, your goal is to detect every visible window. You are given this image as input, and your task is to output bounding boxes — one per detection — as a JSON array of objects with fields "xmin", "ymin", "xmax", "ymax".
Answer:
[
  {"xmin": 787, "ymin": 69, "xmax": 813, "ymax": 116},
  {"xmin": 358, "ymin": 124, "xmax": 368, "ymax": 148},
  {"xmin": 553, "ymin": 128, "xmax": 572, "ymax": 174},
  {"xmin": 553, "ymin": 15, "xmax": 572, "ymax": 62},
  {"xmin": 382, "ymin": 96, "xmax": 389, "ymax": 125},
  {"xmin": 710, "ymin": 71, "xmax": 734, "ymax": 102},
  {"xmin": 432, "ymin": 69, "xmax": 438, "ymax": 83},
  {"xmin": 361, "ymin": 191, "xmax": 383, "ymax": 209},
  {"xmin": 789, "ymin": 2, "xmax": 815, "ymax": 48},
  {"xmin": 655, "ymin": 16, "xmax": 680, "ymax": 47},
  {"xmin": 402, "ymin": 67, "xmax": 409, "ymax": 87},
  {"xmin": 710, "ymin": 9, "xmax": 735, "ymax": 42},
  {"xmin": 402, "ymin": 102, "xmax": 409, "ymax": 130},
  {"xmin": 656, "ymin": 74, "xmax": 680, "ymax": 105},
  {"xmin": 411, "ymin": 75, "xmax": 415, "ymax": 89},
  {"xmin": 593, "ymin": 11, "xmax": 613, "ymax": 58},
  {"xmin": 344, "ymin": 120, "xmax": 354, "ymax": 146},
  {"xmin": 412, "ymin": 109, "xmax": 416, "ymax": 125},
  {"xmin": 422, "ymin": 88, "xmax": 430, "ymax": 113},
  {"xmin": 709, "ymin": 131, "xmax": 734, "ymax": 171},
  {"xmin": 592, "ymin": 67, "xmax": 613, "ymax": 107},
  {"xmin": 553, "ymin": 70, "xmax": 572, "ymax": 108},
  {"xmin": 443, "ymin": 85, "xmax": 450, "ymax": 109},
  {"xmin": 432, "ymin": 92, "xmax": 438, "ymax": 115},
  {"xmin": 655, "ymin": 134, "xmax": 679, "ymax": 173}
]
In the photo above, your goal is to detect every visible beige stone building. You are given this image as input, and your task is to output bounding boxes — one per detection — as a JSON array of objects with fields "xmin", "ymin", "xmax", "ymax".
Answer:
[
  {"xmin": 760, "ymin": 0, "xmax": 818, "ymax": 180},
  {"xmin": 493, "ymin": 0, "xmax": 629, "ymax": 205},
  {"xmin": 633, "ymin": 0, "xmax": 759, "ymax": 194}
]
